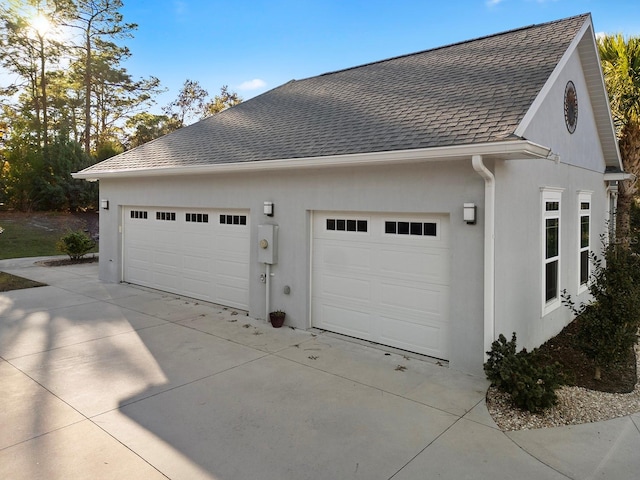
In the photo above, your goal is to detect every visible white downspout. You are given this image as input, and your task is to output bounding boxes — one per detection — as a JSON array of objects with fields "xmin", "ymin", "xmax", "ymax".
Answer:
[
  {"xmin": 265, "ymin": 263, "xmax": 271, "ymax": 322},
  {"xmin": 472, "ymin": 155, "xmax": 495, "ymax": 358}
]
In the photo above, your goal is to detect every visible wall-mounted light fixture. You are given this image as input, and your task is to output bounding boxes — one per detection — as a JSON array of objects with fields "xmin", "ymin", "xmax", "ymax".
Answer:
[
  {"xmin": 463, "ymin": 203, "xmax": 476, "ymax": 224},
  {"xmin": 101, "ymin": 199, "xmax": 109, "ymax": 210},
  {"xmin": 263, "ymin": 201, "xmax": 274, "ymax": 217}
]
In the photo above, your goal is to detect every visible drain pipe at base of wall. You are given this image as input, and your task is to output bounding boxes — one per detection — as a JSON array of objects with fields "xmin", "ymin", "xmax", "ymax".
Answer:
[{"xmin": 472, "ymin": 154, "xmax": 495, "ymax": 360}]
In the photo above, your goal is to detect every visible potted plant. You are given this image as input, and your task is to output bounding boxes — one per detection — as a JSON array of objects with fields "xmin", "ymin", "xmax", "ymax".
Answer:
[{"xmin": 269, "ymin": 310, "xmax": 286, "ymax": 328}]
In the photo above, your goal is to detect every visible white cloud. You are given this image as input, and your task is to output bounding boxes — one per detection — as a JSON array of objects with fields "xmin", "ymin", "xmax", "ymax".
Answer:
[
  {"xmin": 486, "ymin": 0, "xmax": 504, "ymax": 6},
  {"xmin": 238, "ymin": 78, "xmax": 267, "ymax": 91},
  {"xmin": 174, "ymin": 1, "xmax": 188, "ymax": 17}
]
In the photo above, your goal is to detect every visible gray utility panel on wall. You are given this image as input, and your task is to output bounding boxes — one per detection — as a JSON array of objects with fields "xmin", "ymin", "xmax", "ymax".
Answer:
[{"xmin": 258, "ymin": 224, "xmax": 278, "ymax": 265}]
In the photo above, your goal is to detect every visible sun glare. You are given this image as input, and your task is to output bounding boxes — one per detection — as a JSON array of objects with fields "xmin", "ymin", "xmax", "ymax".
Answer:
[{"xmin": 31, "ymin": 13, "xmax": 51, "ymax": 36}]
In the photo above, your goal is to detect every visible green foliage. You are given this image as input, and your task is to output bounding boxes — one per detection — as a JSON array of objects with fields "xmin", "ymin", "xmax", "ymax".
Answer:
[
  {"xmin": 56, "ymin": 230, "xmax": 96, "ymax": 260},
  {"xmin": 203, "ymin": 85, "xmax": 243, "ymax": 117},
  {"xmin": 598, "ymin": 34, "xmax": 640, "ymax": 129},
  {"xmin": 163, "ymin": 81, "xmax": 243, "ymax": 128},
  {"xmin": 5, "ymin": 138, "xmax": 98, "ymax": 211},
  {"xmin": 125, "ymin": 112, "xmax": 181, "ymax": 147},
  {"xmin": 485, "ymin": 333, "xmax": 564, "ymax": 413},
  {"xmin": 95, "ymin": 141, "xmax": 123, "ymax": 162},
  {"xmin": 598, "ymin": 35, "xmax": 640, "ymax": 240},
  {"xmin": 562, "ymin": 239, "xmax": 640, "ymax": 375}
]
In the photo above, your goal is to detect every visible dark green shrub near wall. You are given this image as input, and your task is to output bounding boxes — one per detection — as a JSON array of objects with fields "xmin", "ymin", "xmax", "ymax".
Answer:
[
  {"xmin": 563, "ymin": 238, "xmax": 640, "ymax": 380},
  {"xmin": 56, "ymin": 230, "xmax": 96, "ymax": 260},
  {"xmin": 484, "ymin": 333, "xmax": 564, "ymax": 413}
]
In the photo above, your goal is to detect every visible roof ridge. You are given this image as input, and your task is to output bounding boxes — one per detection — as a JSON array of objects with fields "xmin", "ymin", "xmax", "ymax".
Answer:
[{"xmin": 312, "ymin": 12, "xmax": 591, "ymax": 79}]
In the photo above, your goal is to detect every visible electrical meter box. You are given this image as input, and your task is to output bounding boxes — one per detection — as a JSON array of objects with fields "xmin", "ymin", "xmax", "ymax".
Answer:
[{"xmin": 258, "ymin": 224, "xmax": 278, "ymax": 264}]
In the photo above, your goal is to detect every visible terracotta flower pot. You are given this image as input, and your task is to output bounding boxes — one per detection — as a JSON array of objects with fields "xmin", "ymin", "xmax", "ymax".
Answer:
[{"xmin": 269, "ymin": 311, "xmax": 286, "ymax": 328}]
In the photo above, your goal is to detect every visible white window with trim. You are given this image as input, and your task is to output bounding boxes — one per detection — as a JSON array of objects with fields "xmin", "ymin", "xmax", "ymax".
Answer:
[
  {"xmin": 578, "ymin": 191, "xmax": 592, "ymax": 293},
  {"xmin": 542, "ymin": 188, "xmax": 563, "ymax": 314}
]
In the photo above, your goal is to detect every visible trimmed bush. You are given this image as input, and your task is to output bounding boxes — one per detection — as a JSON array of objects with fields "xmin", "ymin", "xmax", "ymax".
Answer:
[
  {"xmin": 485, "ymin": 333, "xmax": 564, "ymax": 413},
  {"xmin": 56, "ymin": 230, "xmax": 96, "ymax": 260}
]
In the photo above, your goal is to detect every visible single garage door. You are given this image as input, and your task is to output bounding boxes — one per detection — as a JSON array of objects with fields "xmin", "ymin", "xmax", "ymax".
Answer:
[
  {"xmin": 123, "ymin": 207, "xmax": 249, "ymax": 309},
  {"xmin": 312, "ymin": 212, "xmax": 450, "ymax": 359}
]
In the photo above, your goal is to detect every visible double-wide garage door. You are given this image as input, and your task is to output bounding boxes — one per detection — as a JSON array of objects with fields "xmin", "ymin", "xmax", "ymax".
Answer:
[
  {"xmin": 312, "ymin": 212, "xmax": 450, "ymax": 360},
  {"xmin": 123, "ymin": 207, "xmax": 249, "ymax": 309}
]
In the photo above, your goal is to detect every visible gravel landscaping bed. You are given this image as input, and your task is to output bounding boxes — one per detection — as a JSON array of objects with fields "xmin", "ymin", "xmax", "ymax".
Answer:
[{"xmin": 486, "ymin": 343, "xmax": 640, "ymax": 431}]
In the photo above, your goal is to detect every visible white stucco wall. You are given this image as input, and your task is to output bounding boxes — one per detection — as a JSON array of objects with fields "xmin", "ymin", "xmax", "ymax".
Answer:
[
  {"xmin": 97, "ymin": 160, "xmax": 487, "ymax": 373},
  {"xmin": 493, "ymin": 45, "xmax": 610, "ymax": 352}
]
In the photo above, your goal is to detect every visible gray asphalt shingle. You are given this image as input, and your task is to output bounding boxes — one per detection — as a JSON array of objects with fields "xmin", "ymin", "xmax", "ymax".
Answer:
[{"xmin": 81, "ymin": 14, "xmax": 589, "ymax": 174}]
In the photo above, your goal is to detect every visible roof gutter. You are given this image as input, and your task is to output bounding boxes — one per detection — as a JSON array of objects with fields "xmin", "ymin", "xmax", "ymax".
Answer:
[
  {"xmin": 472, "ymin": 155, "xmax": 496, "ymax": 360},
  {"xmin": 73, "ymin": 139, "xmax": 552, "ymax": 180}
]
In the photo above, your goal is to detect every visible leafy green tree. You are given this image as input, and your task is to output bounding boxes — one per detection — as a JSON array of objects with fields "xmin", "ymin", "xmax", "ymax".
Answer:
[
  {"xmin": 63, "ymin": 0, "xmax": 137, "ymax": 154},
  {"xmin": 125, "ymin": 112, "xmax": 180, "ymax": 147},
  {"xmin": 0, "ymin": 0, "xmax": 161, "ymax": 210},
  {"xmin": 164, "ymin": 81, "xmax": 243, "ymax": 128},
  {"xmin": 35, "ymin": 136, "xmax": 98, "ymax": 211},
  {"xmin": 0, "ymin": 2, "xmax": 65, "ymax": 149},
  {"xmin": 163, "ymin": 79, "xmax": 210, "ymax": 127},
  {"xmin": 598, "ymin": 34, "xmax": 640, "ymax": 245},
  {"xmin": 203, "ymin": 85, "xmax": 242, "ymax": 117},
  {"xmin": 2, "ymin": 142, "xmax": 43, "ymax": 211}
]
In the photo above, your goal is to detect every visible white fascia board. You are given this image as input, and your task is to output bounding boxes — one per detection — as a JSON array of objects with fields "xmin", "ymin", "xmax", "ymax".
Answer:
[
  {"xmin": 72, "ymin": 140, "xmax": 552, "ymax": 180},
  {"xmin": 604, "ymin": 172, "xmax": 634, "ymax": 181}
]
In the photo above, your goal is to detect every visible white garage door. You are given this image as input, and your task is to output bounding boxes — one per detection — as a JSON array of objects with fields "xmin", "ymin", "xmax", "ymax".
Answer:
[
  {"xmin": 312, "ymin": 212, "xmax": 450, "ymax": 359},
  {"xmin": 124, "ymin": 207, "xmax": 249, "ymax": 309}
]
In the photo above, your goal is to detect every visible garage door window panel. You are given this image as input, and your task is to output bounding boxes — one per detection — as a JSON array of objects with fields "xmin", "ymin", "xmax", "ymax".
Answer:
[
  {"xmin": 156, "ymin": 211, "xmax": 176, "ymax": 221},
  {"xmin": 130, "ymin": 210, "xmax": 148, "ymax": 219},
  {"xmin": 186, "ymin": 213, "xmax": 209, "ymax": 223},
  {"xmin": 326, "ymin": 218, "xmax": 368, "ymax": 233},
  {"xmin": 220, "ymin": 214, "xmax": 247, "ymax": 225},
  {"xmin": 385, "ymin": 220, "xmax": 438, "ymax": 237}
]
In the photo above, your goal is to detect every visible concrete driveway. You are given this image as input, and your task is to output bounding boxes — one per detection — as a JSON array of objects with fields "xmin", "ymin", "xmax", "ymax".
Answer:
[{"xmin": 1, "ymin": 258, "xmax": 639, "ymax": 479}]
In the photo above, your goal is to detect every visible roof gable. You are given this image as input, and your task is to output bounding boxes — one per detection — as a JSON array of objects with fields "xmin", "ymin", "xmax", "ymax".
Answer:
[
  {"xmin": 515, "ymin": 18, "xmax": 622, "ymax": 170},
  {"xmin": 78, "ymin": 14, "xmax": 597, "ymax": 177}
]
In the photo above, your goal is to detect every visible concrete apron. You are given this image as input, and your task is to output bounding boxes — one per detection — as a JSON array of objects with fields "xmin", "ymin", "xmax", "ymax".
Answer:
[{"xmin": 0, "ymin": 257, "xmax": 639, "ymax": 480}]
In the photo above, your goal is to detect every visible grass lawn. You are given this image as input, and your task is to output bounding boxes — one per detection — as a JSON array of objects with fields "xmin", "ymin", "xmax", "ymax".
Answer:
[
  {"xmin": 0, "ymin": 272, "xmax": 46, "ymax": 292},
  {"xmin": 0, "ymin": 211, "xmax": 98, "ymax": 259},
  {"xmin": 0, "ymin": 219, "xmax": 64, "ymax": 259}
]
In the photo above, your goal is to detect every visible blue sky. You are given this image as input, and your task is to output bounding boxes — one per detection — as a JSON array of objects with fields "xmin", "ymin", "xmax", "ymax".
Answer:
[{"xmin": 120, "ymin": 0, "xmax": 640, "ymax": 114}]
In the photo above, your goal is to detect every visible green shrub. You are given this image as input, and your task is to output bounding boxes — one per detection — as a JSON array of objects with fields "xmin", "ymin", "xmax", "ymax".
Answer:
[
  {"xmin": 562, "ymin": 238, "xmax": 640, "ymax": 380},
  {"xmin": 56, "ymin": 230, "xmax": 96, "ymax": 260},
  {"xmin": 485, "ymin": 333, "xmax": 564, "ymax": 413}
]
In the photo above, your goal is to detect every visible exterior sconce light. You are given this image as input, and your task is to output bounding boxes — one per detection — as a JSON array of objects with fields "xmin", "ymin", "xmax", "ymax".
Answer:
[
  {"xmin": 101, "ymin": 199, "xmax": 109, "ymax": 210},
  {"xmin": 463, "ymin": 203, "xmax": 476, "ymax": 224},
  {"xmin": 264, "ymin": 201, "xmax": 274, "ymax": 217}
]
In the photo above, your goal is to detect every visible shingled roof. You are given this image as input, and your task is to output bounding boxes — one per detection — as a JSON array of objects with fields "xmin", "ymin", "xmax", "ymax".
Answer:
[{"xmin": 79, "ymin": 14, "xmax": 591, "ymax": 175}]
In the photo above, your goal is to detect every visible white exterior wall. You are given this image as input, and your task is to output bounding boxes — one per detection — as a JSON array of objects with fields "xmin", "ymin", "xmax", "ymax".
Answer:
[
  {"xmin": 97, "ymin": 160, "xmax": 486, "ymax": 373},
  {"xmin": 493, "ymin": 47, "xmax": 610, "ymax": 351},
  {"xmin": 94, "ymin": 39, "xmax": 617, "ymax": 373}
]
